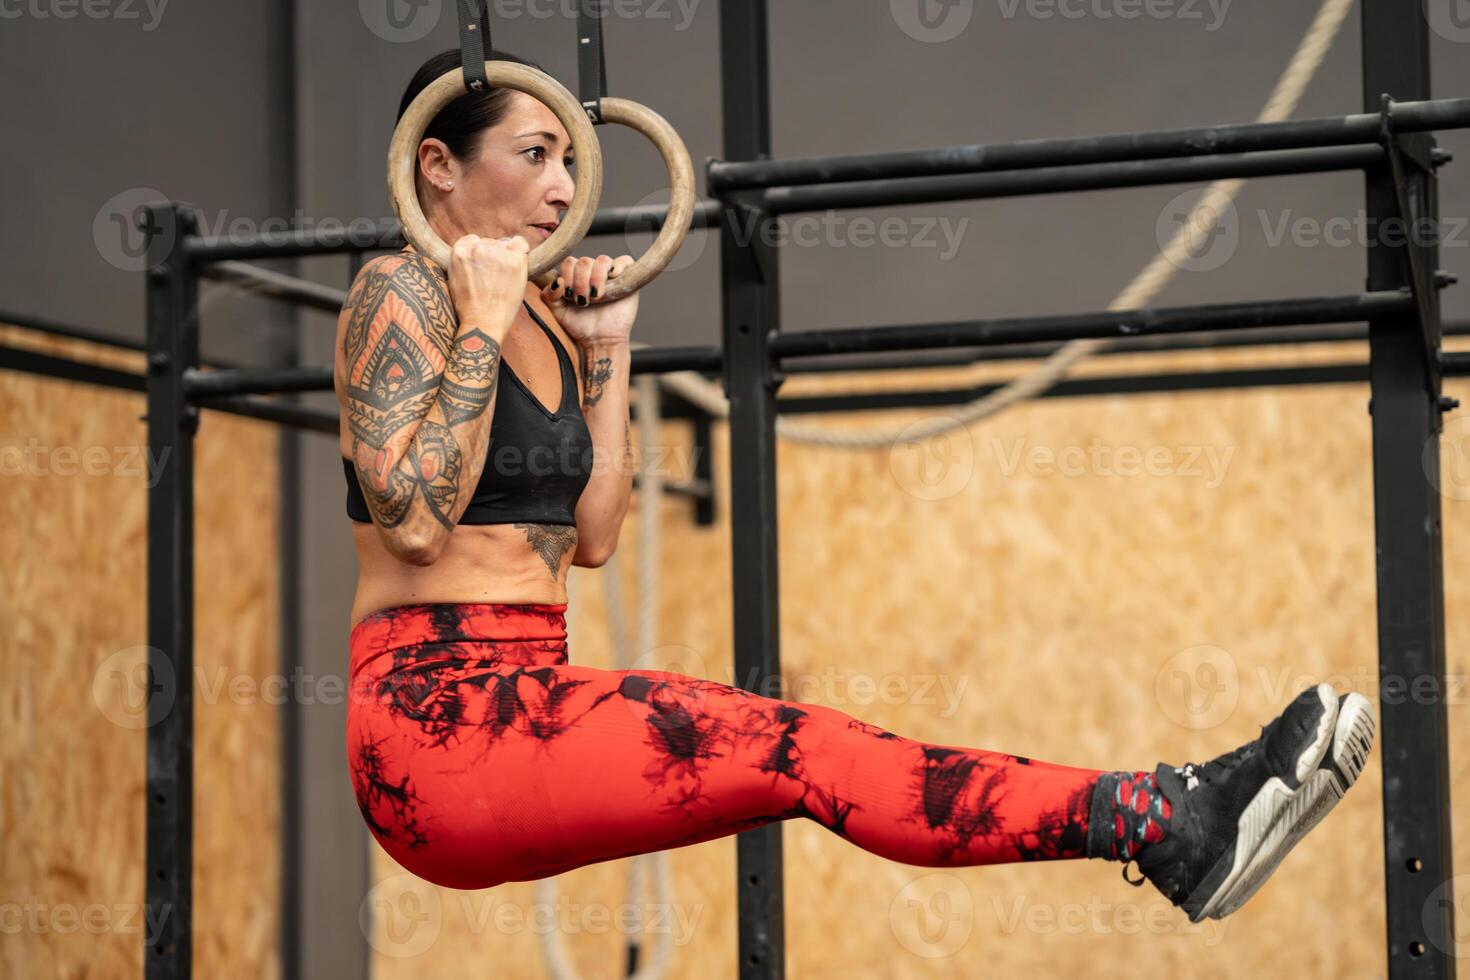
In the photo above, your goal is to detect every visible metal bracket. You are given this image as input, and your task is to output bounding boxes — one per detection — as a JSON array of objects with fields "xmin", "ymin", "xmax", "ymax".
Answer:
[
  {"xmin": 1378, "ymin": 94, "xmax": 1443, "ymax": 391},
  {"xmin": 651, "ymin": 387, "xmax": 718, "ymax": 526},
  {"xmin": 767, "ymin": 363, "xmax": 786, "ymax": 391}
]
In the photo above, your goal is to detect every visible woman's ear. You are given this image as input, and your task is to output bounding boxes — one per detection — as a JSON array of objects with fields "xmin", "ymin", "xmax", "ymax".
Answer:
[{"xmin": 417, "ymin": 138, "xmax": 454, "ymax": 189}]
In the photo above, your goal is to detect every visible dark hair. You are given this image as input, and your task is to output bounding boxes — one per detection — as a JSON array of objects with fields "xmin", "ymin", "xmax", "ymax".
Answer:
[{"xmin": 397, "ymin": 48, "xmax": 546, "ymax": 165}]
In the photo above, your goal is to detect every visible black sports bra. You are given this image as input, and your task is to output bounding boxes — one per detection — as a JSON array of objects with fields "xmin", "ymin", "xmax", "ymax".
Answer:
[{"xmin": 344, "ymin": 302, "xmax": 594, "ymax": 527}]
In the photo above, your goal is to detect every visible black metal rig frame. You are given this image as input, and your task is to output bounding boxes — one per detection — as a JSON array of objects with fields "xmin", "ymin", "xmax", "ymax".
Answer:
[{"xmin": 0, "ymin": 2, "xmax": 1466, "ymax": 976}]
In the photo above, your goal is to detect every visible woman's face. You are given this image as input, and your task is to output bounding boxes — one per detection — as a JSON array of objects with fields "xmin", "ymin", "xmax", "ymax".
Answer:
[{"xmin": 420, "ymin": 91, "xmax": 577, "ymax": 248}]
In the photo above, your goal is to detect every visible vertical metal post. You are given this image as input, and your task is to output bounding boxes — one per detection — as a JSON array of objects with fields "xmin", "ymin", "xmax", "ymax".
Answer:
[
  {"xmin": 267, "ymin": 0, "xmax": 304, "ymax": 975},
  {"xmin": 275, "ymin": 223, "xmax": 305, "ymax": 980},
  {"xmin": 144, "ymin": 202, "xmax": 201, "ymax": 980},
  {"xmin": 691, "ymin": 408, "xmax": 715, "ymax": 527},
  {"xmin": 718, "ymin": 1, "xmax": 784, "ymax": 977},
  {"xmin": 1361, "ymin": 3, "xmax": 1455, "ymax": 976}
]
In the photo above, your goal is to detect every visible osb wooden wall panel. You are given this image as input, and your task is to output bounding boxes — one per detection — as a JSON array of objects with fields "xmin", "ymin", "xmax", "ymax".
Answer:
[{"xmin": 0, "ymin": 326, "xmax": 281, "ymax": 979}]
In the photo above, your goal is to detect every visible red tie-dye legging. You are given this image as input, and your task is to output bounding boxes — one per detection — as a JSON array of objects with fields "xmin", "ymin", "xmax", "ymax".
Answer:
[{"xmin": 347, "ymin": 602, "xmax": 1108, "ymax": 891}]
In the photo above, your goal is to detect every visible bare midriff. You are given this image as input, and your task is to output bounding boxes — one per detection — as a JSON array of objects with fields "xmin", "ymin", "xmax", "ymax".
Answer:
[{"xmin": 347, "ymin": 521, "xmax": 573, "ymax": 626}]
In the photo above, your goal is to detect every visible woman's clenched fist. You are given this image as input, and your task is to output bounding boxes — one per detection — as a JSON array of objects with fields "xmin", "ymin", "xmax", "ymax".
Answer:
[{"xmin": 447, "ymin": 234, "xmax": 530, "ymax": 336}]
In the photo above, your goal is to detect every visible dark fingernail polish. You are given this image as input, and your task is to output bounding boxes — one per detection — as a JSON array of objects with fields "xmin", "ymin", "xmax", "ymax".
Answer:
[
  {"xmin": 590, "ymin": 286, "xmax": 598, "ymax": 298},
  {"xmin": 576, "ymin": 294, "xmax": 588, "ymax": 307},
  {"xmin": 564, "ymin": 288, "xmax": 573, "ymax": 301}
]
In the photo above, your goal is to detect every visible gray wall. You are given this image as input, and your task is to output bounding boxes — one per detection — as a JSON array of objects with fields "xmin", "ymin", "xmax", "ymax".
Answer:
[{"xmin": 5, "ymin": 3, "xmax": 1469, "ymax": 978}]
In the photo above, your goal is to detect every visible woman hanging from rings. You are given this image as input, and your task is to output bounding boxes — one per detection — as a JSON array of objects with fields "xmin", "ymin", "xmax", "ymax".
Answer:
[{"xmin": 338, "ymin": 48, "xmax": 1376, "ymax": 925}]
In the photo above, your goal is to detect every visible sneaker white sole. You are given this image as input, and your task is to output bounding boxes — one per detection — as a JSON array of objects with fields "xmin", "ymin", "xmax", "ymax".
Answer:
[{"xmin": 1195, "ymin": 687, "xmax": 1375, "ymax": 921}]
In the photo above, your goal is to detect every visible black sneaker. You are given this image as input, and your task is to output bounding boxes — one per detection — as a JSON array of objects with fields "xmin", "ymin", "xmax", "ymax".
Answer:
[
  {"xmin": 1202, "ymin": 689, "xmax": 1375, "ymax": 919},
  {"xmin": 1128, "ymin": 683, "xmax": 1375, "ymax": 921}
]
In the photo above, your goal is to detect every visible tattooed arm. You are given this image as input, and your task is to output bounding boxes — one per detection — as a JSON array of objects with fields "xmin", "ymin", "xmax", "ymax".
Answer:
[
  {"xmin": 339, "ymin": 241, "xmax": 524, "ymax": 565},
  {"xmin": 569, "ymin": 338, "xmax": 634, "ymax": 566}
]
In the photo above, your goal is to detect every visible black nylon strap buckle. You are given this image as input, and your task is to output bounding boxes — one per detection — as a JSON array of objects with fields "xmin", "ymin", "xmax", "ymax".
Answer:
[
  {"xmin": 459, "ymin": 0, "xmax": 491, "ymax": 93},
  {"xmin": 578, "ymin": 0, "xmax": 608, "ymax": 123}
]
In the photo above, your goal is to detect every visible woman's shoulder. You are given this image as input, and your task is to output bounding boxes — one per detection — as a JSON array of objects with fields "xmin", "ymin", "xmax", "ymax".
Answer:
[
  {"xmin": 344, "ymin": 249, "xmax": 450, "ymax": 311},
  {"xmin": 361, "ymin": 248, "xmax": 446, "ymax": 285}
]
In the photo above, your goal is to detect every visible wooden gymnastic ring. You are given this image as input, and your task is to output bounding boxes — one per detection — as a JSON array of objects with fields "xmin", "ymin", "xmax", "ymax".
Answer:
[
  {"xmin": 568, "ymin": 97, "xmax": 696, "ymax": 304},
  {"xmin": 387, "ymin": 61, "xmax": 603, "ymax": 277}
]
